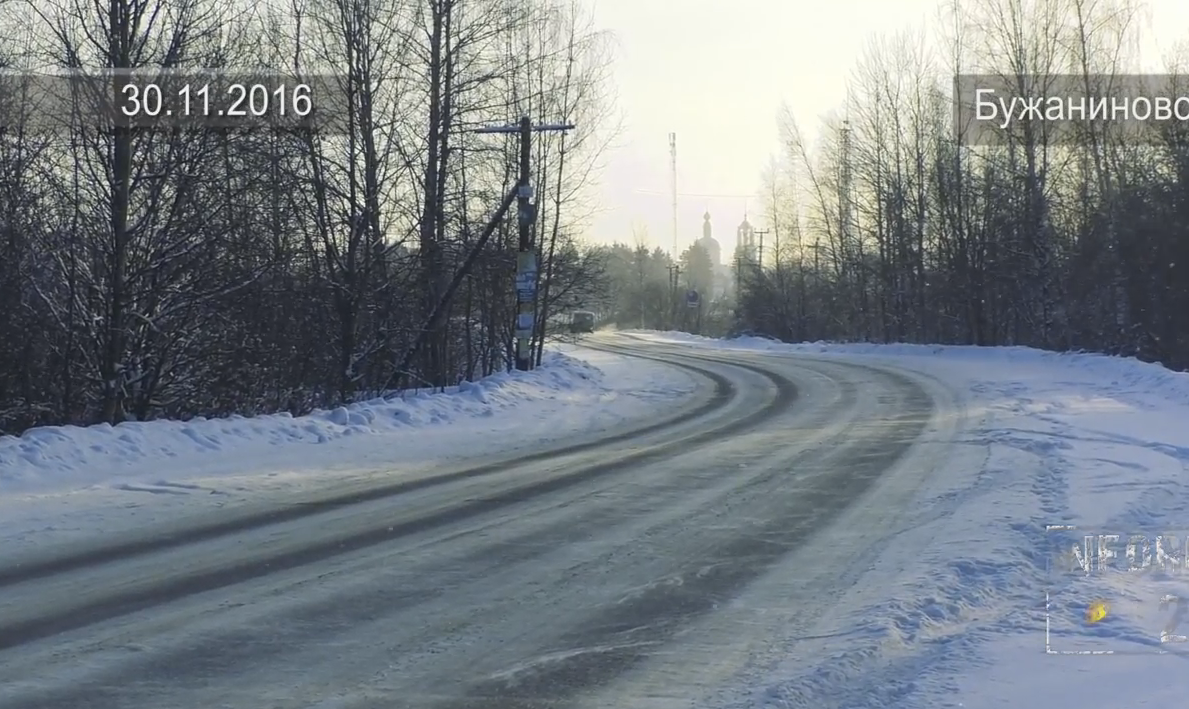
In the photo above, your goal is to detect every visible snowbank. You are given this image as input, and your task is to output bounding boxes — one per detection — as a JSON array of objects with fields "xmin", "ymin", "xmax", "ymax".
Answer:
[
  {"xmin": 0, "ymin": 345, "xmax": 700, "ymax": 557},
  {"xmin": 0, "ymin": 348, "xmax": 690, "ymax": 498}
]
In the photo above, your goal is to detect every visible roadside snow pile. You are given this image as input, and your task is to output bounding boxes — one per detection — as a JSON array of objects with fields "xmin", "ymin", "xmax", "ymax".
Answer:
[{"xmin": 0, "ymin": 350, "xmax": 602, "ymax": 495}]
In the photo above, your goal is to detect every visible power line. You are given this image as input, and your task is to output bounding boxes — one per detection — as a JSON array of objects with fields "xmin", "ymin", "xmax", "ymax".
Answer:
[{"xmin": 633, "ymin": 189, "xmax": 754, "ymax": 200}]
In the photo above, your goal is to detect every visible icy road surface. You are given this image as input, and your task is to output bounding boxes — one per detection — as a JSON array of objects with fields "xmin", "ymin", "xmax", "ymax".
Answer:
[
  {"xmin": 637, "ymin": 332, "xmax": 1189, "ymax": 709},
  {"xmin": 0, "ymin": 345, "xmax": 697, "ymax": 560},
  {"xmin": 0, "ymin": 333, "xmax": 965, "ymax": 708}
]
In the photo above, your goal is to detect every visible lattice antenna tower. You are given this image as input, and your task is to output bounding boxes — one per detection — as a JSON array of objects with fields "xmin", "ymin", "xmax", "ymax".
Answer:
[{"xmin": 670, "ymin": 132, "xmax": 678, "ymax": 259}]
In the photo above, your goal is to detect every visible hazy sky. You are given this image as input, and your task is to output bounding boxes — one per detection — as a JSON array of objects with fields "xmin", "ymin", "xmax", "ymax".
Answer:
[{"xmin": 582, "ymin": 0, "xmax": 1189, "ymax": 261}]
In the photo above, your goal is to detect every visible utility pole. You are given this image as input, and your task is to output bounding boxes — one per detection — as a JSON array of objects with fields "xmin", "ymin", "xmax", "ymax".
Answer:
[
  {"xmin": 753, "ymin": 229, "xmax": 769, "ymax": 273},
  {"xmin": 476, "ymin": 116, "xmax": 574, "ymax": 371},
  {"xmin": 667, "ymin": 263, "xmax": 681, "ymax": 329},
  {"xmin": 638, "ymin": 256, "xmax": 646, "ymax": 329},
  {"xmin": 734, "ymin": 253, "xmax": 742, "ymax": 319},
  {"xmin": 770, "ymin": 179, "xmax": 780, "ymax": 270},
  {"xmin": 810, "ymin": 238, "xmax": 822, "ymax": 336},
  {"xmin": 514, "ymin": 118, "xmax": 534, "ymax": 371},
  {"xmin": 839, "ymin": 120, "xmax": 853, "ymax": 277}
]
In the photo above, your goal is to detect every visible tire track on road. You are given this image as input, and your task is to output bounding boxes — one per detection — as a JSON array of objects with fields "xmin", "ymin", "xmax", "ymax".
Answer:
[
  {"xmin": 0, "ymin": 353, "xmax": 796, "ymax": 655},
  {"xmin": 433, "ymin": 362, "xmax": 935, "ymax": 709},
  {"xmin": 0, "ymin": 355, "xmax": 727, "ymax": 590}
]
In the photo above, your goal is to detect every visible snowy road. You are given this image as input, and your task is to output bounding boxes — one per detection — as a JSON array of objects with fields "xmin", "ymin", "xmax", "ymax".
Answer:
[{"xmin": 0, "ymin": 334, "xmax": 962, "ymax": 708}]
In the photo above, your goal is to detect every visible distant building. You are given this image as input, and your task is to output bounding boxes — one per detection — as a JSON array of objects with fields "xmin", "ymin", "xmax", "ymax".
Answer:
[
  {"xmin": 694, "ymin": 211, "xmax": 721, "ymax": 266},
  {"xmin": 690, "ymin": 211, "xmax": 731, "ymax": 299},
  {"xmin": 735, "ymin": 213, "xmax": 758, "ymax": 266}
]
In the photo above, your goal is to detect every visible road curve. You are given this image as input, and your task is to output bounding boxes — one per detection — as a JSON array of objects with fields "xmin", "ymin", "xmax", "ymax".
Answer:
[{"xmin": 0, "ymin": 334, "xmax": 959, "ymax": 709}]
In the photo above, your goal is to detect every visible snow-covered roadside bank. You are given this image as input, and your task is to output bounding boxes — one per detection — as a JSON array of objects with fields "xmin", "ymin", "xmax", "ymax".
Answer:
[
  {"xmin": 629, "ymin": 331, "xmax": 1189, "ymax": 709},
  {"xmin": 0, "ymin": 346, "xmax": 699, "ymax": 559}
]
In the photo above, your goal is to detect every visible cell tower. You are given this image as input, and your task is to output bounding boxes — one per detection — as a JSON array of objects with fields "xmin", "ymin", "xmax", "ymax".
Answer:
[
  {"xmin": 839, "ymin": 120, "xmax": 853, "ymax": 258},
  {"xmin": 669, "ymin": 132, "xmax": 678, "ymax": 258}
]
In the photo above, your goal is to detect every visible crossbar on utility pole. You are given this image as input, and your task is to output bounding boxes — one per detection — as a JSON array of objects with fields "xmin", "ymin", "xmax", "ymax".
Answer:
[{"xmin": 476, "ymin": 117, "xmax": 575, "ymax": 371}]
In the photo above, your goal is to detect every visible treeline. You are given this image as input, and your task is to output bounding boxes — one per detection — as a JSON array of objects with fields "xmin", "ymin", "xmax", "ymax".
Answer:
[
  {"xmin": 0, "ymin": 0, "xmax": 612, "ymax": 435},
  {"xmin": 589, "ymin": 236, "xmax": 733, "ymax": 336},
  {"xmin": 737, "ymin": 0, "xmax": 1189, "ymax": 370}
]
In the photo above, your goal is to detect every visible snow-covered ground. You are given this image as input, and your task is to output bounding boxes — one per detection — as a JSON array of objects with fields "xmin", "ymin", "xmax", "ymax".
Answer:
[
  {"xmin": 7, "ymin": 328, "xmax": 1189, "ymax": 708},
  {"xmin": 0, "ymin": 346, "xmax": 700, "ymax": 559},
  {"xmin": 630, "ymin": 331, "xmax": 1189, "ymax": 709}
]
